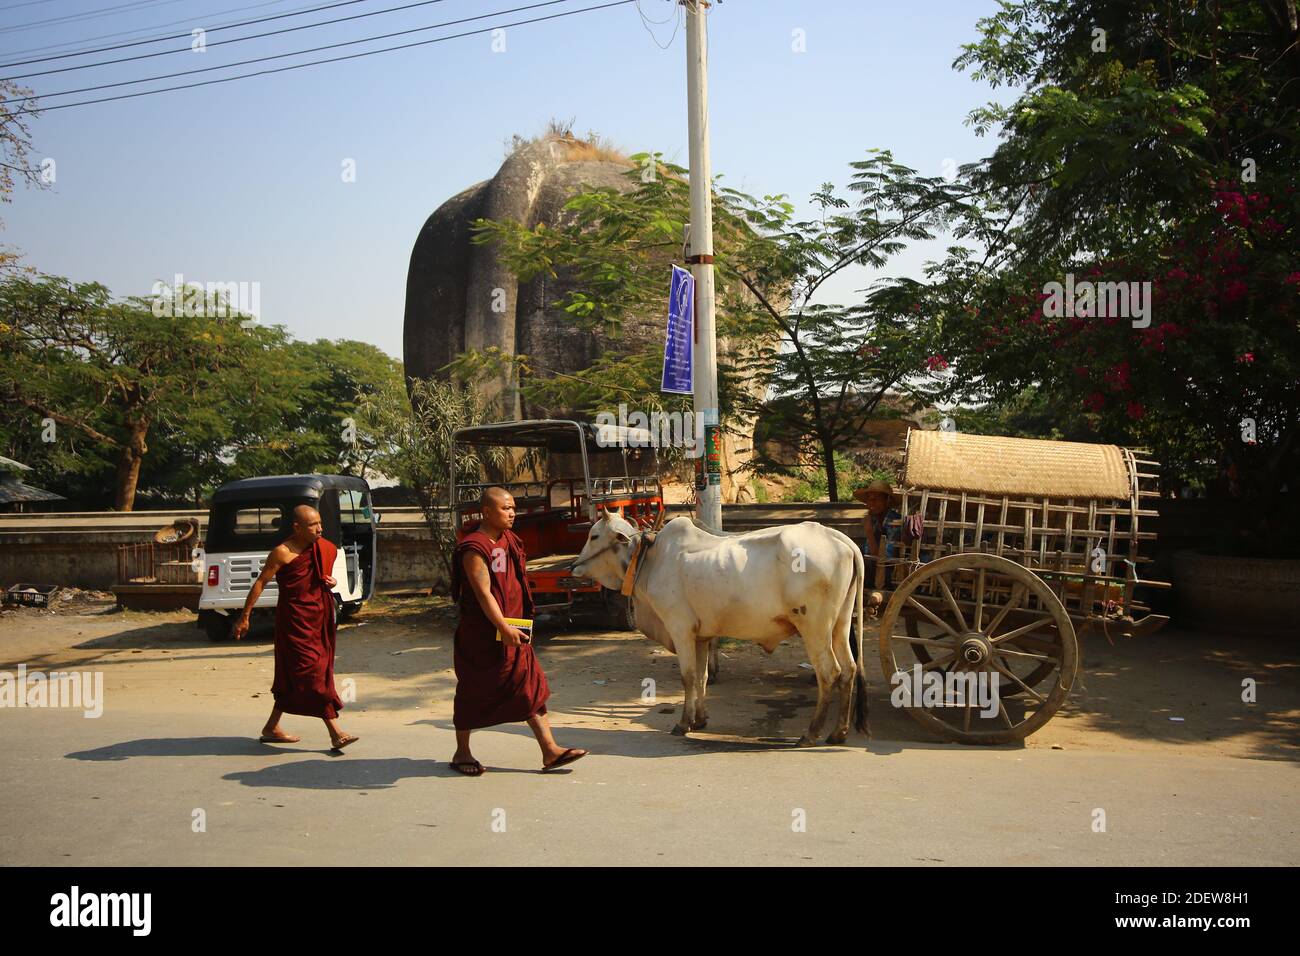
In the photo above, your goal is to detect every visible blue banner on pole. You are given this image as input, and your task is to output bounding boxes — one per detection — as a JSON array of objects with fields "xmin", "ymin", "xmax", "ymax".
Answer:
[{"xmin": 661, "ymin": 264, "xmax": 694, "ymax": 395}]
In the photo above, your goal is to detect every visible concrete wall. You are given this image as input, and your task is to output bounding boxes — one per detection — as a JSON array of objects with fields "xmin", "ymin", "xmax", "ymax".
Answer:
[
  {"xmin": 0, "ymin": 508, "xmax": 449, "ymax": 593},
  {"xmin": 0, "ymin": 499, "xmax": 1240, "ymax": 596}
]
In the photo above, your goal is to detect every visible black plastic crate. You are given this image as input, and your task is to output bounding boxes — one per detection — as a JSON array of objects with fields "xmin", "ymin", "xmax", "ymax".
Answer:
[{"xmin": 4, "ymin": 583, "xmax": 60, "ymax": 608}]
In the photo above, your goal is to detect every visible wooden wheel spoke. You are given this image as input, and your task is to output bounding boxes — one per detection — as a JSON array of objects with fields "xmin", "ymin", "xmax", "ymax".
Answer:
[
  {"xmin": 990, "ymin": 615, "xmax": 1056, "ymax": 645},
  {"xmin": 892, "ymin": 633, "xmax": 957, "ymax": 650},
  {"xmin": 998, "ymin": 699, "xmax": 1015, "ymax": 729},
  {"xmin": 921, "ymin": 651, "xmax": 959, "ymax": 672},
  {"xmin": 904, "ymin": 596, "xmax": 962, "ymax": 640},
  {"xmin": 936, "ymin": 574, "xmax": 968, "ymax": 632},
  {"xmin": 983, "ymin": 583, "xmax": 1026, "ymax": 636},
  {"xmin": 993, "ymin": 645, "xmax": 1059, "ymax": 664},
  {"xmin": 991, "ymin": 659, "xmax": 1047, "ymax": 703},
  {"xmin": 882, "ymin": 552, "xmax": 1078, "ymax": 746}
]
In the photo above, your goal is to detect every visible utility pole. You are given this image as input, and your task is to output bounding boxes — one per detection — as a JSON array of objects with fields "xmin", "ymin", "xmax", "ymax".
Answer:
[{"xmin": 684, "ymin": 0, "xmax": 722, "ymax": 530}]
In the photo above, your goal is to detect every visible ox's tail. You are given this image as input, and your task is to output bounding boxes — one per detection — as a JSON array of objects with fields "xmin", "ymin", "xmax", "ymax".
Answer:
[{"xmin": 850, "ymin": 538, "xmax": 869, "ymax": 736}]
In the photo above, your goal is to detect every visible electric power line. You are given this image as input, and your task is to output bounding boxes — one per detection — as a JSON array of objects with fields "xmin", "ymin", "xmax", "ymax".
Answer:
[
  {"xmin": 1, "ymin": 0, "xmax": 192, "ymax": 35},
  {"xmin": 3, "ymin": 0, "xmax": 574, "ymax": 96},
  {"xmin": 2, "ymin": 1, "xmax": 312, "ymax": 61},
  {"xmin": 634, "ymin": 0, "xmax": 678, "ymax": 49},
  {"xmin": 10, "ymin": 0, "xmax": 635, "ymax": 114},
  {"xmin": 0, "ymin": 0, "xmax": 75, "ymax": 13},
  {"xmin": 4, "ymin": 0, "xmax": 456, "ymax": 79},
  {"xmin": 0, "ymin": 0, "xmax": 371, "ymax": 67}
]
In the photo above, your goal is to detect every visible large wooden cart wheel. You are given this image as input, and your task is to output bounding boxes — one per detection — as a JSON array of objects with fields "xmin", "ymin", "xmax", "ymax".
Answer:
[
  {"xmin": 903, "ymin": 614, "xmax": 1058, "ymax": 696},
  {"xmin": 880, "ymin": 553, "xmax": 1078, "ymax": 745}
]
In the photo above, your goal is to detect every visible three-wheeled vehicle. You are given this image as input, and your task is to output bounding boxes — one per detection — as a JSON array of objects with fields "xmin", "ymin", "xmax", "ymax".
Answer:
[
  {"xmin": 450, "ymin": 419, "xmax": 665, "ymax": 631},
  {"xmin": 196, "ymin": 474, "xmax": 378, "ymax": 641}
]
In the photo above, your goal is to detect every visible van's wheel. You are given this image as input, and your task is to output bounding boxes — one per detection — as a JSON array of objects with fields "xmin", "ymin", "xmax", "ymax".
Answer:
[
  {"xmin": 198, "ymin": 610, "xmax": 231, "ymax": 642},
  {"xmin": 338, "ymin": 601, "xmax": 362, "ymax": 621},
  {"xmin": 602, "ymin": 589, "xmax": 636, "ymax": 631}
]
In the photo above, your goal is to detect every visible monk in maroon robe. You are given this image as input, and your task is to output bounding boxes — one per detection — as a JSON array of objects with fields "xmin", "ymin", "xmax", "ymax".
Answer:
[
  {"xmin": 234, "ymin": 504, "xmax": 358, "ymax": 751},
  {"xmin": 449, "ymin": 486, "xmax": 587, "ymax": 775}
]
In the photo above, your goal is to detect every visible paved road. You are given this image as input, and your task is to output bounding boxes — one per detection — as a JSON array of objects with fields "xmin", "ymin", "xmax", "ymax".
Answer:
[
  {"xmin": 2, "ymin": 705, "xmax": 1295, "ymax": 866},
  {"xmin": 1, "ymin": 602, "xmax": 1295, "ymax": 866}
]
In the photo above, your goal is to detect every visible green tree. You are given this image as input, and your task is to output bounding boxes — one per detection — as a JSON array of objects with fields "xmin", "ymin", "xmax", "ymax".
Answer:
[
  {"xmin": 226, "ymin": 338, "xmax": 405, "ymax": 481},
  {"xmin": 466, "ymin": 153, "xmax": 979, "ymax": 500},
  {"xmin": 0, "ymin": 273, "xmax": 282, "ymax": 510},
  {"xmin": 457, "ymin": 155, "xmax": 758, "ymax": 478},
  {"xmin": 364, "ymin": 376, "xmax": 507, "ymax": 582},
  {"xmin": 935, "ymin": 0, "xmax": 1300, "ymax": 553},
  {"xmin": 0, "ymin": 79, "xmax": 45, "ymax": 272}
]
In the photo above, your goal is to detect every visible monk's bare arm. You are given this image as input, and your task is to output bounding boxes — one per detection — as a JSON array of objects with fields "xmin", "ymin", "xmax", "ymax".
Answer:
[
  {"xmin": 463, "ymin": 550, "xmax": 526, "ymax": 646},
  {"xmin": 233, "ymin": 545, "xmax": 290, "ymax": 640}
]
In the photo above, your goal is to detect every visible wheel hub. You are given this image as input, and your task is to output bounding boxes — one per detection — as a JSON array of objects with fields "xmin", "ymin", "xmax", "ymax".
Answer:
[{"xmin": 959, "ymin": 633, "xmax": 991, "ymax": 666}]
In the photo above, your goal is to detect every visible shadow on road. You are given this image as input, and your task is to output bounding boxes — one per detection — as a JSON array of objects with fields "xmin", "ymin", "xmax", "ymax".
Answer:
[
  {"xmin": 407, "ymin": 717, "xmax": 865, "ymax": 758},
  {"xmin": 66, "ymin": 736, "xmax": 317, "ymax": 760},
  {"xmin": 223, "ymin": 757, "xmax": 440, "ymax": 790}
]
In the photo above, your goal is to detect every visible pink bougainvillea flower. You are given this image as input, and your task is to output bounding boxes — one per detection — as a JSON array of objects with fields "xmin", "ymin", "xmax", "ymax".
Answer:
[
  {"xmin": 925, "ymin": 355, "xmax": 949, "ymax": 371},
  {"xmin": 1237, "ymin": 352, "xmax": 1255, "ymax": 364},
  {"xmin": 1126, "ymin": 401, "xmax": 1145, "ymax": 420},
  {"xmin": 1223, "ymin": 280, "xmax": 1248, "ymax": 303},
  {"xmin": 1083, "ymin": 392, "xmax": 1105, "ymax": 412}
]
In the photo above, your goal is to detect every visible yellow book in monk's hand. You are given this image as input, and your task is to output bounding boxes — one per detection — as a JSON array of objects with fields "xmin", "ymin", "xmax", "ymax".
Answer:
[{"xmin": 496, "ymin": 617, "xmax": 533, "ymax": 643}]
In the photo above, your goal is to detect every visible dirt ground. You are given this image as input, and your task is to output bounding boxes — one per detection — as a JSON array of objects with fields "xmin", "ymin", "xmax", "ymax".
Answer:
[{"xmin": 2, "ymin": 593, "xmax": 1295, "ymax": 761}]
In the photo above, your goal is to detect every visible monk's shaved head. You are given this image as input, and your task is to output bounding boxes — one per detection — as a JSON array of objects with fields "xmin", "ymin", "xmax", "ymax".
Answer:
[
  {"xmin": 480, "ymin": 486, "xmax": 512, "ymax": 509},
  {"xmin": 478, "ymin": 486, "xmax": 516, "ymax": 534},
  {"xmin": 293, "ymin": 504, "xmax": 321, "ymax": 527}
]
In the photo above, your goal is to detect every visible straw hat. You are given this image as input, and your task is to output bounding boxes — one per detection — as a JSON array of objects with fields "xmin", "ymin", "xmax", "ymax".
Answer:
[{"xmin": 852, "ymin": 479, "xmax": 898, "ymax": 505}]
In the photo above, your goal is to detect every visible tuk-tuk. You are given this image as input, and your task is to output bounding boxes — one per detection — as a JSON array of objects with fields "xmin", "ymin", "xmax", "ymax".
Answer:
[
  {"xmin": 196, "ymin": 474, "xmax": 378, "ymax": 641},
  {"xmin": 450, "ymin": 419, "xmax": 665, "ymax": 630}
]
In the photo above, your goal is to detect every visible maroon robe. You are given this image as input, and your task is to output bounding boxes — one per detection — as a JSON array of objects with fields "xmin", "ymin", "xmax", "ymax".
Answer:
[
  {"xmin": 271, "ymin": 537, "xmax": 344, "ymax": 719},
  {"xmin": 451, "ymin": 527, "xmax": 550, "ymax": 731}
]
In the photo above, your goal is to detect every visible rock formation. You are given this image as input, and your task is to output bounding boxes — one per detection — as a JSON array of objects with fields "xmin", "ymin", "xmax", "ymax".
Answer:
[{"xmin": 403, "ymin": 134, "xmax": 767, "ymax": 502}]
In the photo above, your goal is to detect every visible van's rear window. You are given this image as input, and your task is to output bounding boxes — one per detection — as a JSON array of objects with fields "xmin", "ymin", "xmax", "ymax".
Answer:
[{"xmin": 206, "ymin": 500, "xmax": 304, "ymax": 553}]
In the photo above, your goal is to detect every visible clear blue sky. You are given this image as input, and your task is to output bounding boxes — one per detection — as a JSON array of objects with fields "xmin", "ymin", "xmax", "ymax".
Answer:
[{"xmin": 5, "ymin": 0, "xmax": 1007, "ymax": 359}]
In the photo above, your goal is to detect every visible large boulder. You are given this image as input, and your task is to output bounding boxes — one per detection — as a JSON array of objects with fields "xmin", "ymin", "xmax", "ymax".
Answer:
[{"xmin": 402, "ymin": 134, "xmax": 765, "ymax": 502}]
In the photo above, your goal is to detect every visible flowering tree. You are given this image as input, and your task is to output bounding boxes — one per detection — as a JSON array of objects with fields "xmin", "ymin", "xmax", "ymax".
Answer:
[{"xmin": 934, "ymin": 0, "xmax": 1299, "ymax": 553}]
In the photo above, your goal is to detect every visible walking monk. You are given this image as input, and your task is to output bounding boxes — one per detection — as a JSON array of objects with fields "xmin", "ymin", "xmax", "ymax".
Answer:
[
  {"xmin": 233, "ymin": 504, "xmax": 359, "ymax": 752},
  {"xmin": 449, "ymin": 486, "xmax": 587, "ymax": 776}
]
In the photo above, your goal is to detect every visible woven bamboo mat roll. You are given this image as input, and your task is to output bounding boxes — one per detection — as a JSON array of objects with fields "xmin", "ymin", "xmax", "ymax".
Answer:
[{"xmin": 904, "ymin": 429, "xmax": 1130, "ymax": 500}]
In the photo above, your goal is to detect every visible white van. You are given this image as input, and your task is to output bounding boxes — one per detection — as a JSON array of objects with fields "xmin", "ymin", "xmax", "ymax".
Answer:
[{"xmin": 196, "ymin": 474, "xmax": 377, "ymax": 641}]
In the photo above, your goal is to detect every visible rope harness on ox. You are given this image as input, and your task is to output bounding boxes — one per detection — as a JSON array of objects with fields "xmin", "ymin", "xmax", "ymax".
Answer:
[
  {"xmin": 577, "ymin": 507, "xmax": 666, "ymax": 598},
  {"xmin": 619, "ymin": 530, "xmax": 658, "ymax": 597}
]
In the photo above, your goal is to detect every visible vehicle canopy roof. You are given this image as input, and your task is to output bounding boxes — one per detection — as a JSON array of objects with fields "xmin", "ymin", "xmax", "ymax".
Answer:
[
  {"xmin": 904, "ymin": 429, "xmax": 1133, "ymax": 500},
  {"xmin": 453, "ymin": 419, "xmax": 658, "ymax": 454},
  {"xmin": 211, "ymin": 474, "xmax": 371, "ymax": 505}
]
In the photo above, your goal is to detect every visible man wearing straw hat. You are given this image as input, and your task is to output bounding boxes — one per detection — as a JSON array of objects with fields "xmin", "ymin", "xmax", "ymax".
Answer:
[{"xmin": 852, "ymin": 479, "xmax": 902, "ymax": 587}]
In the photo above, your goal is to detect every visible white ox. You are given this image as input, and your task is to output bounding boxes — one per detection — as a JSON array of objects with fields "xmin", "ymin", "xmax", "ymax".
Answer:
[{"xmin": 572, "ymin": 513, "xmax": 868, "ymax": 745}]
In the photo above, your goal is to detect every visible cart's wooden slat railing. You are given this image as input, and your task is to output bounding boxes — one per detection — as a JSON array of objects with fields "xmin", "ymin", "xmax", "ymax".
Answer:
[{"xmin": 893, "ymin": 445, "xmax": 1167, "ymax": 623}]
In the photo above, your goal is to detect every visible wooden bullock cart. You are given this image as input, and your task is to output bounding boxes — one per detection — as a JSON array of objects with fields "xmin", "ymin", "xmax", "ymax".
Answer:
[{"xmin": 870, "ymin": 429, "xmax": 1170, "ymax": 744}]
